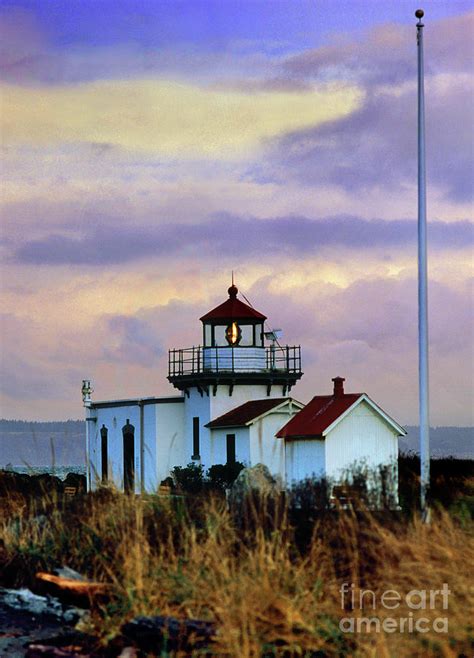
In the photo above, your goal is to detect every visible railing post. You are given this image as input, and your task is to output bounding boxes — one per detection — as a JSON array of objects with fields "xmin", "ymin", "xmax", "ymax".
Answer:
[
  {"xmin": 197, "ymin": 346, "xmax": 201, "ymax": 373},
  {"xmin": 286, "ymin": 346, "xmax": 290, "ymax": 372}
]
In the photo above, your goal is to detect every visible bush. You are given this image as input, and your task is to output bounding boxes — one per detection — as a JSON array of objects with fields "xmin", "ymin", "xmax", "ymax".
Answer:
[
  {"xmin": 207, "ymin": 461, "xmax": 245, "ymax": 491},
  {"xmin": 171, "ymin": 462, "xmax": 245, "ymax": 494},
  {"xmin": 171, "ymin": 462, "xmax": 205, "ymax": 494},
  {"xmin": 398, "ymin": 453, "xmax": 474, "ymax": 514}
]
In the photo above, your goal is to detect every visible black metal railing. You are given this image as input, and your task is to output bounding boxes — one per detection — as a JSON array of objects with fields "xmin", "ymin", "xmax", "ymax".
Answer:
[{"xmin": 168, "ymin": 345, "xmax": 301, "ymax": 378}]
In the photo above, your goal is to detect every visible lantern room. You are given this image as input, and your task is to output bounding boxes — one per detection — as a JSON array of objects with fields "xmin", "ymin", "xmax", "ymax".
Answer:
[
  {"xmin": 200, "ymin": 283, "xmax": 266, "ymax": 348},
  {"xmin": 167, "ymin": 282, "xmax": 303, "ymax": 394}
]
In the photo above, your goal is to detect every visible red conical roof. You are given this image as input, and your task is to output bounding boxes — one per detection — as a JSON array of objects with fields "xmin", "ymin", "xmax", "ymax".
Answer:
[{"xmin": 200, "ymin": 285, "xmax": 267, "ymax": 323}]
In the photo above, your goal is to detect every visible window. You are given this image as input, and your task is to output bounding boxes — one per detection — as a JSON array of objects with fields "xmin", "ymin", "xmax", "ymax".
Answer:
[
  {"xmin": 204, "ymin": 324, "xmax": 212, "ymax": 347},
  {"xmin": 192, "ymin": 417, "xmax": 200, "ymax": 460},
  {"xmin": 239, "ymin": 324, "xmax": 253, "ymax": 346},
  {"xmin": 226, "ymin": 434, "xmax": 236, "ymax": 464},
  {"xmin": 213, "ymin": 325, "xmax": 228, "ymax": 346},
  {"xmin": 100, "ymin": 425, "xmax": 108, "ymax": 483},
  {"xmin": 122, "ymin": 419, "xmax": 135, "ymax": 493},
  {"xmin": 210, "ymin": 323, "xmax": 256, "ymax": 347},
  {"xmin": 254, "ymin": 323, "xmax": 264, "ymax": 346}
]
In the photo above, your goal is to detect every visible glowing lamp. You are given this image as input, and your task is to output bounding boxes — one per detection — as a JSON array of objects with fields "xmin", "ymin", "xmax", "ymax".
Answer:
[{"xmin": 225, "ymin": 321, "xmax": 241, "ymax": 346}]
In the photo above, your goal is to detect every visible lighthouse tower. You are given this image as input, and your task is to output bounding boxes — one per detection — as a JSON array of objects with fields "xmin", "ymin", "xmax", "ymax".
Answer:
[{"xmin": 168, "ymin": 283, "xmax": 303, "ymax": 468}]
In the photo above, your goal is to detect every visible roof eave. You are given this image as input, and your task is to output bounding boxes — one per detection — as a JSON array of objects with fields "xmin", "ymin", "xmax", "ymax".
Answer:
[
  {"xmin": 247, "ymin": 399, "xmax": 305, "ymax": 426},
  {"xmin": 207, "ymin": 398, "xmax": 304, "ymax": 430},
  {"xmin": 322, "ymin": 394, "xmax": 407, "ymax": 436},
  {"xmin": 200, "ymin": 314, "xmax": 267, "ymax": 323}
]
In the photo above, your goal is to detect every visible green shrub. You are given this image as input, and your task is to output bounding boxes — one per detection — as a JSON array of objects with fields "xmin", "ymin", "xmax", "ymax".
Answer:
[
  {"xmin": 171, "ymin": 462, "xmax": 205, "ymax": 493},
  {"xmin": 207, "ymin": 462, "xmax": 245, "ymax": 491}
]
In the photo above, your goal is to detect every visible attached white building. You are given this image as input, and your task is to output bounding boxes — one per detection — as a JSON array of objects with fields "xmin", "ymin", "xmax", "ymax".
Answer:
[
  {"xmin": 83, "ymin": 284, "xmax": 405, "ymax": 495},
  {"xmin": 206, "ymin": 398, "xmax": 304, "ymax": 482},
  {"xmin": 277, "ymin": 376, "xmax": 406, "ymax": 496}
]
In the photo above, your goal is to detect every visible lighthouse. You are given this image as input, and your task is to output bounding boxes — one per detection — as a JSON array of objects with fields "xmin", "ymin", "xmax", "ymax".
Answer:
[
  {"xmin": 83, "ymin": 280, "xmax": 404, "ymax": 499},
  {"xmin": 167, "ymin": 282, "xmax": 303, "ymax": 468},
  {"xmin": 83, "ymin": 282, "xmax": 304, "ymax": 491}
]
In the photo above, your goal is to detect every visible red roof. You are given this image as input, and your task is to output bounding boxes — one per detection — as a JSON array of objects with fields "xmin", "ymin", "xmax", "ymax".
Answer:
[
  {"xmin": 200, "ymin": 285, "xmax": 267, "ymax": 323},
  {"xmin": 206, "ymin": 398, "xmax": 289, "ymax": 429},
  {"xmin": 276, "ymin": 393, "xmax": 362, "ymax": 439}
]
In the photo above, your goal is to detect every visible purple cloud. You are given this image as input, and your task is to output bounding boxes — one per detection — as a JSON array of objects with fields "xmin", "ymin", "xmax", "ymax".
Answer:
[
  {"xmin": 268, "ymin": 78, "xmax": 473, "ymax": 203},
  {"xmin": 101, "ymin": 315, "xmax": 164, "ymax": 367},
  {"xmin": 243, "ymin": 275, "xmax": 473, "ymax": 424},
  {"xmin": 12, "ymin": 215, "xmax": 473, "ymax": 266},
  {"xmin": 263, "ymin": 11, "xmax": 474, "ymax": 203},
  {"xmin": 0, "ymin": 313, "xmax": 82, "ymax": 402},
  {"xmin": 282, "ymin": 13, "xmax": 474, "ymax": 85}
]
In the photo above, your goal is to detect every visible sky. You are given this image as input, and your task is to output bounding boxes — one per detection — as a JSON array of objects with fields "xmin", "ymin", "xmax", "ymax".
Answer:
[{"xmin": 0, "ymin": 0, "xmax": 473, "ymax": 425}]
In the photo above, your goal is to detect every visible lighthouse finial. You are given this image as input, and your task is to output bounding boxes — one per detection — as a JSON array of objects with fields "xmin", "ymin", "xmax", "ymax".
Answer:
[{"xmin": 228, "ymin": 271, "xmax": 238, "ymax": 298}]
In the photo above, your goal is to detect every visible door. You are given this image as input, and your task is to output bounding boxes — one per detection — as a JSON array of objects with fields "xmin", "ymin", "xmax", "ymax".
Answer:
[
  {"xmin": 100, "ymin": 425, "xmax": 108, "ymax": 483},
  {"xmin": 226, "ymin": 433, "xmax": 236, "ymax": 464},
  {"xmin": 122, "ymin": 420, "xmax": 135, "ymax": 493}
]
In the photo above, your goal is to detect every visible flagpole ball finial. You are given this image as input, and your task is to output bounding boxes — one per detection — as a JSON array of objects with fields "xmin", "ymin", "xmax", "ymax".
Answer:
[{"xmin": 415, "ymin": 9, "xmax": 424, "ymax": 19}]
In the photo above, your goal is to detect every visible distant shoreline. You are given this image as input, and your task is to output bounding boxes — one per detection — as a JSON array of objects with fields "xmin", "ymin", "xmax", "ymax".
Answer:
[{"xmin": 1, "ymin": 465, "xmax": 86, "ymax": 480}]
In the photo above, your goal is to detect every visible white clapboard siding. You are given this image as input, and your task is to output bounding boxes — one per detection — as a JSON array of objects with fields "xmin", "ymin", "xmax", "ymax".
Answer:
[
  {"xmin": 325, "ymin": 399, "xmax": 399, "ymax": 480},
  {"xmin": 285, "ymin": 438, "xmax": 325, "ymax": 485}
]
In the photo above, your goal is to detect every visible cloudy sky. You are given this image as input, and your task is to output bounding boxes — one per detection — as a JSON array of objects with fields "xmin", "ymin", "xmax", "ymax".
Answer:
[{"xmin": 1, "ymin": 0, "xmax": 473, "ymax": 425}]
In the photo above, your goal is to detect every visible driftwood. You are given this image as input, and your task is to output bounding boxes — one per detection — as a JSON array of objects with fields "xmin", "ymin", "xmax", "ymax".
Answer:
[
  {"xmin": 121, "ymin": 615, "xmax": 216, "ymax": 654},
  {"xmin": 26, "ymin": 643, "xmax": 90, "ymax": 657},
  {"xmin": 35, "ymin": 573, "xmax": 110, "ymax": 607}
]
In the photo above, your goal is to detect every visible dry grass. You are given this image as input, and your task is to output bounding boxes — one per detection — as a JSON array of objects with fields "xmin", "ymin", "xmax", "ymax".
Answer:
[{"xmin": 1, "ymin": 485, "xmax": 473, "ymax": 657}]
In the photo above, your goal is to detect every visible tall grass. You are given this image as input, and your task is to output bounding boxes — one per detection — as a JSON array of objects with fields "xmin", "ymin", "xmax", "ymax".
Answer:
[
  {"xmin": 1, "ymin": 458, "xmax": 473, "ymax": 656},
  {"xmin": 1, "ymin": 476, "xmax": 473, "ymax": 657}
]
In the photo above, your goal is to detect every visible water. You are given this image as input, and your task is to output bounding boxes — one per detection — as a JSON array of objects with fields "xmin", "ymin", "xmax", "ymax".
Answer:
[{"xmin": 1, "ymin": 465, "xmax": 86, "ymax": 480}]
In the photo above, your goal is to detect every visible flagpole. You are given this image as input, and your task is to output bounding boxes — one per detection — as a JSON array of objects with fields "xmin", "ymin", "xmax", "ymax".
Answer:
[{"xmin": 416, "ymin": 9, "xmax": 430, "ymax": 517}]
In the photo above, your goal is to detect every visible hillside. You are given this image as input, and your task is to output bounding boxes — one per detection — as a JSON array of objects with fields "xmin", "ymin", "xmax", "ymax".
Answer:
[
  {"xmin": 0, "ymin": 419, "xmax": 85, "ymax": 467},
  {"xmin": 400, "ymin": 426, "xmax": 473, "ymax": 459}
]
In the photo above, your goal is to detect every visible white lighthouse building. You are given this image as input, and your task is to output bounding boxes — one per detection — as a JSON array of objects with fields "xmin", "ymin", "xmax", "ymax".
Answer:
[
  {"xmin": 84, "ymin": 283, "xmax": 303, "ymax": 492},
  {"xmin": 84, "ymin": 283, "xmax": 405, "ymax": 494}
]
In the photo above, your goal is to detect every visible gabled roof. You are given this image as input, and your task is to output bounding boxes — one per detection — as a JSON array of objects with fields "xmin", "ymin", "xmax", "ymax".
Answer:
[
  {"xmin": 206, "ymin": 397, "xmax": 302, "ymax": 429},
  {"xmin": 276, "ymin": 393, "xmax": 406, "ymax": 439},
  {"xmin": 200, "ymin": 285, "xmax": 267, "ymax": 323}
]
